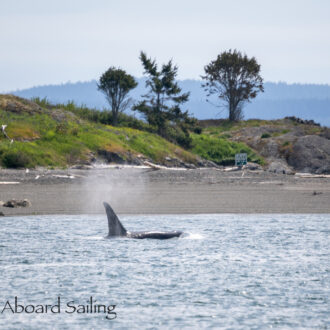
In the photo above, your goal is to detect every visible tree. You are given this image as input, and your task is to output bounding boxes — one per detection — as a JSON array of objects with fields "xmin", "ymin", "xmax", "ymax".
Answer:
[
  {"xmin": 98, "ymin": 67, "xmax": 137, "ymax": 126},
  {"xmin": 202, "ymin": 49, "xmax": 264, "ymax": 121},
  {"xmin": 133, "ymin": 51, "xmax": 190, "ymax": 138}
]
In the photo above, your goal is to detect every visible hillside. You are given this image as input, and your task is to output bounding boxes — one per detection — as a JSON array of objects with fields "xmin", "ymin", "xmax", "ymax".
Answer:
[
  {"xmin": 0, "ymin": 94, "xmax": 262, "ymax": 169},
  {"xmin": 11, "ymin": 80, "xmax": 330, "ymax": 126},
  {"xmin": 200, "ymin": 118, "xmax": 330, "ymax": 174},
  {"xmin": 0, "ymin": 95, "xmax": 202, "ymax": 168},
  {"xmin": 1, "ymin": 94, "xmax": 329, "ymax": 173}
]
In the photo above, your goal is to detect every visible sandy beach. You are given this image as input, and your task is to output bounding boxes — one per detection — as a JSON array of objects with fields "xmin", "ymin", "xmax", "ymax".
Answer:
[{"xmin": 1, "ymin": 167, "xmax": 329, "ymax": 216}]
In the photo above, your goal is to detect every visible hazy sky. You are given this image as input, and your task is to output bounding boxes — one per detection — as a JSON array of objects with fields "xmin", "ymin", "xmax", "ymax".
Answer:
[{"xmin": 1, "ymin": 0, "xmax": 329, "ymax": 92}]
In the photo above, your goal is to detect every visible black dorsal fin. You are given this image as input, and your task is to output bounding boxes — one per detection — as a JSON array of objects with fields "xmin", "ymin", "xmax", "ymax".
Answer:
[{"xmin": 103, "ymin": 202, "xmax": 127, "ymax": 237}]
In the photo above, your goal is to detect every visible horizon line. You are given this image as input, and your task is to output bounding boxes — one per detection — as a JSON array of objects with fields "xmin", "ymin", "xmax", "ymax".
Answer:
[{"xmin": 4, "ymin": 78, "xmax": 330, "ymax": 94}]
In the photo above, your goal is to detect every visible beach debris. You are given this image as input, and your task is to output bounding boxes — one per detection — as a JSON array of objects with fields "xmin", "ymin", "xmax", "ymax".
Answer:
[
  {"xmin": 245, "ymin": 162, "xmax": 262, "ymax": 171},
  {"xmin": 312, "ymin": 191, "xmax": 323, "ymax": 196},
  {"xmin": 223, "ymin": 166, "xmax": 241, "ymax": 172},
  {"xmin": 3, "ymin": 199, "xmax": 31, "ymax": 208},
  {"xmin": 35, "ymin": 175, "xmax": 40, "ymax": 180},
  {"xmin": 144, "ymin": 161, "xmax": 187, "ymax": 171},
  {"xmin": 52, "ymin": 174, "xmax": 75, "ymax": 179},
  {"xmin": 0, "ymin": 181, "xmax": 20, "ymax": 184},
  {"xmin": 144, "ymin": 161, "xmax": 166, "ymax": 170},
  {"xmin": 0, "ymin": 211, "xmax": 4, "ymax": 216},
  {"xmin": 295, "ymin": 173, "xmax": 330, "ymax": 178}
]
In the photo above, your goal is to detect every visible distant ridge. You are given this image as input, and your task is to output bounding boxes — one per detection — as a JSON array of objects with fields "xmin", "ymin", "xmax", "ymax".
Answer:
[{"xmin": 12, "ymin": 79, "xmax": 330, "ymax": 126}]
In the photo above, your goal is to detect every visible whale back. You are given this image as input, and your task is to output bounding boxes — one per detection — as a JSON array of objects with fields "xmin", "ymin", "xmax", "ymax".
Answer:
[{"xmin": 103, "ymin": 202, "xmax": 127, "ymax": 237}]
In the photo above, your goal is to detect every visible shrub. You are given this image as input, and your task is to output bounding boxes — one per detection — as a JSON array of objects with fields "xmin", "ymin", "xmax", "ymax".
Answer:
[
  {"xmin": 43, "ymin": 130, "xmax": 56, "ymax": 140},
  {"xmin": 279, "ymin": 141, "xmax": 293, "ymax": 159},
  {"xmin": 66, "ymin": 147, "xmax": 82, "ymax": 164},
  {"xmin": 2, "ymin": 150, "xmax": 31, "ymax": 168},
  {"xmin": 55, "ymin": 123, "xmax": 68, "ymax": 134},
  {"xmin": 261, "ymin": 133, "xmax": 271, "ymax": 139},
  {"xmin": 166, "ymin": 124, "xmax": 192, "ymax": 149},
  {"xmin": 31, "ymin": 97, "xmax": 52, "ymax": 108},
  {"xmin": 220, "ymin": 133, "xmax": 232, "ymax": 139},
  {"xmin": 70, "ymin": 127, "xmax": 79, "ymax": 136},
  {"xmin": 193, "ymin": 126, "xmax": 202, "ymax": 134}
]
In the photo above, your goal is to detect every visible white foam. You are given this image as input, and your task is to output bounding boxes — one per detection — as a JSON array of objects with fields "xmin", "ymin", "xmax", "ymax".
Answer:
[
  {"xmin": 182, "ymin": 233, "xmax": 204, "ymax": 240},
  {"xmin": 83, "ymin": 236, "xmax": 104, "ymax": 240}
]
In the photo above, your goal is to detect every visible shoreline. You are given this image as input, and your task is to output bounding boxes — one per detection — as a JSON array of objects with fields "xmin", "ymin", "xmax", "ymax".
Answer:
[{"xmin": 1, "ymin": 167, "xmax": 330, "ymax": 216}]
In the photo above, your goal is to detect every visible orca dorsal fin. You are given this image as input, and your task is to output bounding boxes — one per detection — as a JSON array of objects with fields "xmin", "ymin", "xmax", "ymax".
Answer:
[{"xmin": 103, "ymin": 202, "xmax": 127, "ymax": 237}]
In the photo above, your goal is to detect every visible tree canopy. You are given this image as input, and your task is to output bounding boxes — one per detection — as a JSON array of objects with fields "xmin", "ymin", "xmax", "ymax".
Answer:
[
  {"xmin": 133, "ymin": 51, "xmax": 191, "ymax": 141},
  {"xmin": 202, "ymin": 49, "xmax": 264, "ymax": 121},
  {"xmin": 98, "ymin": 67, "xmax": 137, "ymax": 125}
]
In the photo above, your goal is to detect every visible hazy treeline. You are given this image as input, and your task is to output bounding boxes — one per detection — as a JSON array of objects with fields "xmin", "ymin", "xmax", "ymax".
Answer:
[{"xmin": 12, "ymin": 80, "xmax": 330, "ymax": 126}]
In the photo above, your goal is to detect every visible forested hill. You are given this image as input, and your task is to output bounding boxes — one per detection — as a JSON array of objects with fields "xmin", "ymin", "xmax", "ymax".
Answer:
[{"xmin": 12, "ymin": 80, "xmax": 330, "ymax": 126}]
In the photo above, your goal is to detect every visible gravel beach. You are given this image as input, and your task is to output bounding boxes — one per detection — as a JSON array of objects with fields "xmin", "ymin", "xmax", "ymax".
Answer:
[{"xmin": 1, "ymin": 167, "xmax": 330, "ymax": 216}]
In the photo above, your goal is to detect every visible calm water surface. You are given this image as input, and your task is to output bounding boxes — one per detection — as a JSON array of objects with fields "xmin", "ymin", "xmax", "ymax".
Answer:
[{"xmin": 0, "ymin": 214, "xmax": 329, "ymax": 329}]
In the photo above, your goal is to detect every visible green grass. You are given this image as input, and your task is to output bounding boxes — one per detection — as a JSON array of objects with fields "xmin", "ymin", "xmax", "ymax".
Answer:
[
  {"xmin": 201, "ymin": 119, "xmax": 289, "ymax": 138},
  {"xmin": 190, "ymin": 134, "xmax": 264, "ymax": 165},
  {"xmin": 30, "ymin": 96, "xmax": 53, "ymax": 108},
  {"xmin": 203, "ymin": 119, "xmax": 278, "ymax": 133},
  {"xmin": 272, "ymin": 129, "xmax": 291, "ymax": 137},
  {"xmin": 0, "ymin": 95, "xmax": 267, "ymax": 168},
  {"xmin": 0, "ymin": 96, "xmax": 200, "ymax": 168},
  {"xmin": 32, "ymin": 97, "xmax": 152, "ymax": 131}
]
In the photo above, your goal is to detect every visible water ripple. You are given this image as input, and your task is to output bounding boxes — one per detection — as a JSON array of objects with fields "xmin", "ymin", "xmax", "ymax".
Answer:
[{"xmin": 0, "ymin": 213, "xmax": 329, "ymax": 328}]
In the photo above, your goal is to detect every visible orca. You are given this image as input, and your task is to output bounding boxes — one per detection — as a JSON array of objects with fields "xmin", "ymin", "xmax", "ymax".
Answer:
[{"xmin": 103, "ymin": 202, "xmax": 183, "ymax": 239}]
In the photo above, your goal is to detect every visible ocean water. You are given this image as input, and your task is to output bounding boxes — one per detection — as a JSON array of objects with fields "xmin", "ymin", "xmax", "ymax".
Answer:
[{"xmin": 0, "ymin": 214, "xmax": 329, "ymax": 329}]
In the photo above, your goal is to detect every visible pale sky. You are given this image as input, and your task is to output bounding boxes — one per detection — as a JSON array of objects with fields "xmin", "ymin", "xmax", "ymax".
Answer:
[{"xmin": 1, "ymin": 0, "xmax": 329, "ymax": 92}]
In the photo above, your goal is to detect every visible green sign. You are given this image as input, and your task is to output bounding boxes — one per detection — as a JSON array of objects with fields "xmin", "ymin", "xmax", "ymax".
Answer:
[{"xmin": 235, "ymin": 153, "xmax": 247, "ymax": 166}]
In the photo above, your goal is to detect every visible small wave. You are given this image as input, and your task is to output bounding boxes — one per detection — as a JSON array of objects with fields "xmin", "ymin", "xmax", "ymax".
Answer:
[
  {"xmin": 182, "ymin": 233, "xmax": 204, "ymax": 240},
  {"xmin": 84, "ymin": 236, "xmax": 104, "ymax": 240},
  {"xmin": 2, "ymin": 262, "xmax": 93, "ymax": 269}
]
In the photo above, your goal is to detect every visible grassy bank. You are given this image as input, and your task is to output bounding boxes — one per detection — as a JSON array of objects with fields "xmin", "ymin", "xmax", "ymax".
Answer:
[
  {"xmin": 0, "ymin": 95, "xmax": 264, "ymax": 168},
  {"xmin": 191, "ymin": 133, "xmax": 264, "ymax": 165}
]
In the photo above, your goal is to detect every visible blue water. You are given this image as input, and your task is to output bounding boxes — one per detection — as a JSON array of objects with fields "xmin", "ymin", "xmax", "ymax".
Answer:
[{"xmin": 0, "ymin": 214, "xmax": 329, "ymax": 329}]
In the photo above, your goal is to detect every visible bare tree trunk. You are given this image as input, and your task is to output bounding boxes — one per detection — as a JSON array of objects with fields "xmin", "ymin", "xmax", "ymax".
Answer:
[
  {"xmin": 112, "ymin": 109, "xmax": 118, "ymax": 126},
  {"xmin": 229, "ymin": 100, "xmax": 236, "ymax": 121},
  {"xmin": 229, "ymin": 97, "xmax": 240, "ymax": 122}
]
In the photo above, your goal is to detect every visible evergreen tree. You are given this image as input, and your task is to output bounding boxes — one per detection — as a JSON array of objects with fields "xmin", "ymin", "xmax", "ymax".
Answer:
[{"xmin": 133, "ymin": 52, "xmax": 190, "ymax": 138}]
